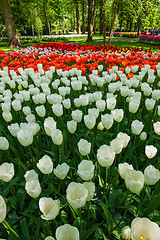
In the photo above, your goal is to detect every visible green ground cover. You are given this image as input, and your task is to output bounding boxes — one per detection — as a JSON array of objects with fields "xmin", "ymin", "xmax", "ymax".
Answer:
[{"xmin": 0, "ymin": 35, "xmax": 159, "ymax": 52}]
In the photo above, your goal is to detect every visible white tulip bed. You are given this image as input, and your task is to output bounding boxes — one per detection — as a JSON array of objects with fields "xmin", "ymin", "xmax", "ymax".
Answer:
[{"xmin": 0, "ymin": 43, "xmax": 160, "ymax": 240}]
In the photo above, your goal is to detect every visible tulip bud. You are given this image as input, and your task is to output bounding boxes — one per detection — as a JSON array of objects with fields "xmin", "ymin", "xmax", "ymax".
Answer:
[
  {"xmin": 122, "ymin": 226, "xmax": 131, "ymax": 239},
  {"xmin": 140, "ymin": 131, "xmax": 147, "ymax": 141}
]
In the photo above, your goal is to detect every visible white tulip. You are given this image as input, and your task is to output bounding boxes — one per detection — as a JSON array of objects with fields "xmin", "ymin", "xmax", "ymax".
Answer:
[
  {"xmin": 35, "ymin": 105, "xmax": 46, "ymax": 117},
  {"xmin": 118, "ymin": 162, "xmax": 134, "ymax": 179},
  {"xmin": 17, "ymin": 128, "xmax": 33, "ymax": 146},
  {"xmin": 26, "ymin": 113, "xmax": 36, "ymax": 123},
  {"xmin": 67, "ymin": 120, "xmax": 77, "ymax": 134},
  {"xmin": 77, "ymin": 160, "xmax": 95, "ymax": 181},
  {"xmin": 39, "ymin": 197, "xmax": 60, "ymax": 220},
  {"xmin": 131, "ymin": 217, "xmax": 160, "ymax": 240},
  {"xmin": 24, "ymin": 169, "xmax": 39, "ymax": 182},
  {"xmin": 56, "ymin": 224, "xmax": 79, "ymax": 240},
  {"xmin": 77, "ymin": 139, "xmax": 91, "ymax": 156},
  {"xmin": 106, "ymin": 97, "xmax": 116, "ymax": 110},
  {"xmin": 53, "ymin": 163, "xmax": 70, "ymax": 180},
  {"xmin": 97, "ymin": 145, "xmax": 115, "ymax": 167},
  {"xmin": 2, "ymin": 111, "xmax": 12, "ymax": 122},
  {"xmin": 124, "ymin": 169, "xmax": 144, "ymax": 194},
  {"xmin": 110, "ymin": 138, "xmax": 124, "ymax": 154},
  {"xmin": 44, "ymin": 117, "xmax": 57, "ymax": 136},
  {"xmin": 66, "ymin": 182, "xmax": 88, "ymax": 209},
  {"xmin": 71, "ymin": 110, "xmax": 83, "ymax": 123},
  {"xmin": 12, "ymin": 99, "xmax": 21, "ymax": 111},
  {"xmin": 52, "ymin": 103, "xmax": 63, "ymax": 117},
  {"xmin": 0, "ymin": 163, "xmax": 14, "ymax": 182},
  {"xmin": 101, "ymin": 114, "xmax": 114, "ymax": 130},
  {"xmin": 22, "ymin": 106, "xmax": 31, "ymax": 115},
  {"xmin": 117, "ymin": 132, "xmax": 130, "ymax": 148},
  {"xmin": 153, "ymin": 122, "xmax": 160, "ymax": 135},
  {"xmin": 145, "ymin": 145, "xmax": 157, "ymax": 159},
  {"xmin": 62, "ymin": 98, "xmax": 71, "ymax": 109},
  {"xmin": 83, "ymin": 182, "xmax": 95, "ymax": 201},
  {"xmin": 145, "ymin": 98, "xmax": 156, "ymax": 111},
  {"xmin": 111, "ymin": 109, "xmax": 124, "ymax": 122},
  {"xmin": 84, "ymin": 114, "xmax": 96, "ymax": 129},
  {"xmin": 131, "ymin": 120, "xmax": 144, "ymax": 135},
  {"xmin": 8, "ymin": 123, "xmax": 20, "ymax": 137},
  {"xmin": 51, "ymin": 129, "xmax": 63, "ymax": 145},
  {"xmin": 0, "ymin": 195, "xmax": 6, "ymax": 223},
  {"xmin": 144, "ymin": 165, "xmax": 160, "ymax": 185},
  {"xmin": 37, "ymin": 155, "xmax": 53, "ymax": 174},
  {"xmin": 96, "ymin": 99, "xmax": 106, "ymax": 112},
  {"xmin": 0, "ymin": 137, "xmax": 9, "ymax": 150},
  {"xmin": 25, "ymin": 180, "xmax": 41, "ymax": 198}
]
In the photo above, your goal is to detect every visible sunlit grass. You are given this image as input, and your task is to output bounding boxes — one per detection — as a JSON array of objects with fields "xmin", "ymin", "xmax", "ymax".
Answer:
[{"xmin": 0, "ymin": 34, "xmax": 159, "ymax": 53}]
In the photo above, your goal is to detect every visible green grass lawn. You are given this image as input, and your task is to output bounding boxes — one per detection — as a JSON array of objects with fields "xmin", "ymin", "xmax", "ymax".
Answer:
[{"xmin": 0, "ymin": 34, "xmax": 159, "ymax": 52}]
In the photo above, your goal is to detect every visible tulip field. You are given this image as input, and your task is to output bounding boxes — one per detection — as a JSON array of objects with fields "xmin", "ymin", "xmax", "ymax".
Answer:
[{"xmin": 0, "ymin": 42, "xmax": 160, "ymax": 240}]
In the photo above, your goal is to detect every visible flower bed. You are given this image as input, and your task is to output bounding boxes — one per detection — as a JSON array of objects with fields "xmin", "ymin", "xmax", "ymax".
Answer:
[
  {"xmin": 0, "ymin": 42, "xmax": 160, "ymax": 240},
  {"xmin": 139, "ymin": 34, "xmax": 160, "ymax": 45}
]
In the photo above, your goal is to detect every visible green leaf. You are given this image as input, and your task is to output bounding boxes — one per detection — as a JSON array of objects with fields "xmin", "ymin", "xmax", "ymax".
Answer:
[
  {"xmin": 83, "ymin": 222, "xmax": 103, "ymax": 240},
  {"xmin": 100, "ymin": 201, "xmax": 114, "ymax": 233},
  {"xmin": 144, "ymin": 193, "xmax": 160, "ymax": 215},
  {"xmin": 20, "ymin": 217, "xmax": 31, "ymax": 240},
  {"xmin": 17, "ymin": 188, "xmax": 26, "ymax": 211}
]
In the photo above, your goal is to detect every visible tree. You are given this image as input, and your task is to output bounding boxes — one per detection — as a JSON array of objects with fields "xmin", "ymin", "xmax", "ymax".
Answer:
[
  {"xmin": 108, "ymin": 0, "xmax": 119, "ymax": 45},
  {"xmin": 87, "ymin": 0, "xmax": 97, "ymax": 41},
  {"xmin": 74, "ymin": 0, "xmax": 81, "ymax": 34},
  {"xmin": 101, "ymin": 0, "xmax": 106, "ymax": 45},
  {"xmin": 81, "ymin": 0, "xmax": 86, "ymax": 34},
  {"xmin": 0, "ymin": 0, "xmax": 23, "ymax": 47}
]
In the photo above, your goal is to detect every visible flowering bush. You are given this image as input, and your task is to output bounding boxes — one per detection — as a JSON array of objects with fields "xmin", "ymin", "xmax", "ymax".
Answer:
[
  {"xmin": 139, "ymin": 34, "xmax": 160, "ymax": 45},
  {"xmin": 0, "ymin": 42, "xmax": 160, "ymax": 239}
]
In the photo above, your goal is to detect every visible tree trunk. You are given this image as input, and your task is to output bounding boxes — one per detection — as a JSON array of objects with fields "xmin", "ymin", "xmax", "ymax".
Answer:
[
  {"xmin": 108, "ymin": 0, "xmax": 119, "ymax": 46},
  {"xmin": 82, "ymin": 0, "xmax": 86, "ymax": 34},
  {"xmin": 87, "ymin": 0, "xmax": 97, "ymax": 42},
  {"xmin": 74, "ymin": 0, "xmax": 81, "ymax": 34},
  {"xmin": 102, "ymin": 0, "xmax": 106, "ymax": 45},
  {"xmin": 99, "ymin": 0, "xmax": 103, "ymax": 34},
  {"xmin": 0, "ymin": 0, "xmax": 23, "ymax": 47}
]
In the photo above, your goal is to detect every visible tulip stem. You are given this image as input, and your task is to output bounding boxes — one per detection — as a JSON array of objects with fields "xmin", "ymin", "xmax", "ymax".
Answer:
[
  {"xmin": 136, "ymin": 185, "xmax": 147, "ymax": 215},
  {"xmin": 112, "ymin": 192, "xmax": 133, "ymax": 231}
]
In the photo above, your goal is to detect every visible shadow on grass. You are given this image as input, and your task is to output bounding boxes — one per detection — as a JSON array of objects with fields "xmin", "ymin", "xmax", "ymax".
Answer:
[{"xmin": 0, "ymin": 36, "xmax": 159, "ymax": 52}]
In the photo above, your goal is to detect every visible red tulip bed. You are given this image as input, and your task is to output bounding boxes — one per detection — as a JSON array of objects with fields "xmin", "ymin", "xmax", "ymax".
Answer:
[{"xmin": 0, "ymin": 42, "xmax": 160, "ymax": 240}]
